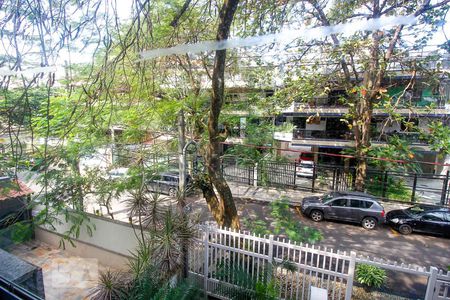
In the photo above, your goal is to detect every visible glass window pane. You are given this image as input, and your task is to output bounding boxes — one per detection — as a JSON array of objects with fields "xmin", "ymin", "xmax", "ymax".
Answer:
[
  {"xmin": 350, "ymin": 200, "xmax": 361, "ymax": 208},
  {"xmin": 422, "ymin": 212, "xmax": 444, "ymax": 221},
  {"xmin": 331, "ymin": 198, "xmax": 347, "ymax": 207}
]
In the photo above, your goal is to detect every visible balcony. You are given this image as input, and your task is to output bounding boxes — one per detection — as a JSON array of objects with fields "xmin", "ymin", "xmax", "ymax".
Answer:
[
  {"xmin": 293, "ymin": 129, "xmax": 353, "ymax": 140},
  {"xmin": 275, "ymin": 129, "xmax": 428, "ymax": 145},
  {"xmin": 286, "ymin": 92, "xmax": 448, "ymax": 114}
]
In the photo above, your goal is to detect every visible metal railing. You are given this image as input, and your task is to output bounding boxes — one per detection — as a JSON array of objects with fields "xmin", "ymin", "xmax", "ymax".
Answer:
[{"xmin": 221, "ymin": 157, "xmax": 450, "ymax": 205}]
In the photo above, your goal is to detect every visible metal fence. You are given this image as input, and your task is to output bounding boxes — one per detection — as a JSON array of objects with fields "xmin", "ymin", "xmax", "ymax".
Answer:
[
  {"xmin": 221, "ymin": 157, "xmax": 450, "ymax": 205},
  {"xmin": 188, "ymin": 225, "xmax": 450, "ymax": 300}
]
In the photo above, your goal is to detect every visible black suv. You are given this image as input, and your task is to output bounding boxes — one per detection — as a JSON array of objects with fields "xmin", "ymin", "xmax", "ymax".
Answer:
[
  {"xmin": 301, "ymin": 191, "xmax": 385, "ymax": 230},
  {"xmin": 386, "ymin": 204, "xmax": 450, "ymax": 236},
  {"xmin": 146, "ymin": 172, "xmax": 192, "ymax": 197}
]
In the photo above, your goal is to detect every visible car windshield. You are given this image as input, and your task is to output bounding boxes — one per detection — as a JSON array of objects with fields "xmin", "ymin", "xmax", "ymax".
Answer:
[
  {"xmin": 405, "ymin": 205, "xmax": 428, "ymax": 216},
  {"xmin": 300, "ymin": 162, "xmax": 313, "ymax": 168},
  {"xmin": 320, "ymin": 194, "xmax": 333, "ymax": 202}
]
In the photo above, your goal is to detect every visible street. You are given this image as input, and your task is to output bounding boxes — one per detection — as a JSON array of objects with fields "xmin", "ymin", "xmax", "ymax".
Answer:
[{"xmin": 188, "ymin": 195, "xmax": 450, "ymax": 298}]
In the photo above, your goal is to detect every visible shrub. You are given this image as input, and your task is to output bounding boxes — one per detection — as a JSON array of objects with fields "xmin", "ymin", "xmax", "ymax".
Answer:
[{"xmin": 355, "ymin": 263, "xmax": 386, "ymax": 289}]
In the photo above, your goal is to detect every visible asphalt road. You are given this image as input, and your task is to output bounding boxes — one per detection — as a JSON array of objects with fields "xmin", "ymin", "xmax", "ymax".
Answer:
[
  {"xmin": 189, "ymin": 196, "xmax": 450, "ymax": 298},
  {"xmin": 190, "ymin": 196, "xmax": 450, "ymax": 269}
]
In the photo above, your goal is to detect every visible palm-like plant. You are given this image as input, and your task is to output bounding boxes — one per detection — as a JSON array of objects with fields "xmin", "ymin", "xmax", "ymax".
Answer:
[
  {"xmin": 89, "ymin": 269, "xmax": 130, "ymax": 300},
  {"xmin": 124, "ymin": 188, "xmax": 150, "ymax": 241},
  {"xmin": 143, "ymin": 192, "xmax": 167, "ymax": 230},
  {"xmin": 151, "ymin": 209, "xmax": 197, "ymax": 279}
]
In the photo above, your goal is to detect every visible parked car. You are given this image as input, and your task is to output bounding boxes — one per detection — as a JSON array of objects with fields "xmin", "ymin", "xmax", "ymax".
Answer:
[
  {"xmin": 386, "ymin": 204, "xmax": 450, "ymax": 236},
  {"xmin": 301, "ymin": 191, "xmax": 385, "ymax": 230},
  {"xmin": 296, "ymin": 160, "xmax": 315, "ymax": 178},
  {"xmin": 146, "ymin": 172, "xmax": 192, "ymax": 197},
  {"xmin": 107, "ymin": 167, "xmax": 129, "ymax": 179}
]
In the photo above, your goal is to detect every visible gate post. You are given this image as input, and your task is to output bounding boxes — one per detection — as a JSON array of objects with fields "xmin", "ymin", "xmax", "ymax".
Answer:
[
  {"xmin": 411, "ymin": 173, "xmax": 418, "ymax": 203},
  {"xmin": 345, "ymin": 251, "xmax": 356, "ymax": 300},
  {"xmin": 425, "ymin": 267, "xmax": 438, "ymax": 300},
  {"xmin": 203, "ymin": 227, "xmax": 210, "ymax": 297},
  {"xmin": 440, "ymin": 170, "xmax": 449, "ymax": 205},
  {"xmin": 312, "ymin": 164, "xmax": 317, "ymax": 193},
  {"xmin": 351, "ymin": 168, "xmax": 357, "ymax": 190},
  {"xmin": 267, "ymin": 235, "xmax": 274, "ymax": 282},
  {"xmin": 382, "ymin": 171, "xmax": 388, "ymax": 199},
  {"xmin": 294, "ymin": 161, "xmax": 297, "ymax": 186},
  {"xmin": 253, "ymin": 163, "xmax": 258, "ymax": 187},
  {"xmin": 332, "ymin": 168, "xmax": 337, "ymax": 191}
]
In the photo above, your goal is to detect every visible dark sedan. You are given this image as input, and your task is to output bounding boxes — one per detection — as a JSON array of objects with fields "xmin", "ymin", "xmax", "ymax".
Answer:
[
  {"xmin": 301, "ymin": 191, "xmax": 385, "ymax": 230},
  {"xmin": 386, "ymin": 205, "xmax": 450, "ymax": 236}
]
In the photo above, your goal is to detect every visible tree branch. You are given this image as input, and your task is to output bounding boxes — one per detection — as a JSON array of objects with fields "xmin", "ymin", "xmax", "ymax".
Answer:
[{"xmin": 170, "ymin": 0, "xmax": 193, "ymax": 27}]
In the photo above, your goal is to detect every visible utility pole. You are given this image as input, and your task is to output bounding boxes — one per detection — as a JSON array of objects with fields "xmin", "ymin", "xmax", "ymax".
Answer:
[
  {"xmin": 177, "ymin": 109, "xmax": 189, "ymax": 279},
  {"xmin": 178, "ymin": 109, "xmax": 186, "ymax": 207}
]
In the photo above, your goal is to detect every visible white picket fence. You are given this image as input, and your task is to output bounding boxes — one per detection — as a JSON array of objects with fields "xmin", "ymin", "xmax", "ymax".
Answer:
[{"xmin": 188, "ymin": 225, "xmax": 450, "ymax": 300}]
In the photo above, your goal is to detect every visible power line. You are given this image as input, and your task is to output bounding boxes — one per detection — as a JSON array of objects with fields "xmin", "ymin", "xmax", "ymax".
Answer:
[{"xmin": 220, "ymin": 141, "xmax": 450, "ymax": 167}]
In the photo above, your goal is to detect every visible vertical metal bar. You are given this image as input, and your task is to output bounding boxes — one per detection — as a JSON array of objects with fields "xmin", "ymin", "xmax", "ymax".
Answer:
[
  {"xmin": 351, "ymin": 168, "xmax": 356, "ymax": 190},
  {"xmin": 344, "ymin": 252, "xmax": 356, "ymax": 300},
  {"xmin": 312, "ymin": 164, "xmax": 317, "ymax": 192},
  {"xmin": 382, "ymin": 171, "xmax": 388, "ymax": 199},
  {"xmin": 294, "ymin": 161, "xmax": 297, "ymax": 186},
  {"xmin": 440, "ymin": 170, "xmax": 449, "ymax": 205},
  {"xmin": 331, "ymin": 168, "xmax": 336, "ymax": 191},
  {"xmin": 411, "ymin": 173, "xmax": 418, "ymax": 203}
]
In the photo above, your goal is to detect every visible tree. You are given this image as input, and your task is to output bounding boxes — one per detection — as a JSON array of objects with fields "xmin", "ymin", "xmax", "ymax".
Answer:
[
  {"xmin": 202, "ymin": 0, "xmax": 241, "ymax": 229},
  {"xmin": 282, "ymin": 0, "xmax": 450, "ymax": 190}
]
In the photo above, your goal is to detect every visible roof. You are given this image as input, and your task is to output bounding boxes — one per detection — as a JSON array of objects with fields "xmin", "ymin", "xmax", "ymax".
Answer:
[
  {"xmin": 333, "ymin": 191, "xmax": 377, "ymax": 199},
  {"xmin": 413, "ymin": 204, "xmax": 450, "ymax": 212},
  {"xmin": 0, "ymin": 179, "xmax": 34, "ymax": 201}
]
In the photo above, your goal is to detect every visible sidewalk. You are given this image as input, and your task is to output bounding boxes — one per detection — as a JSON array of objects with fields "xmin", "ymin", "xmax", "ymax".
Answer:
[{"xmin": 227, "ymin": 182, "xmax": 412, "ymax": 212}]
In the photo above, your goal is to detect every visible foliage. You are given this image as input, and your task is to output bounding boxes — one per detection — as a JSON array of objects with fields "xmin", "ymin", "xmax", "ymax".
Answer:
[
  {"xmin": 89, "ymin": 269, "xmax": 130, "ymax": 300},
  {"xmin": 366, "ymin": 176, "xmax": 413, "ymax": 202},
  {"xmin": 270, "ymin": 198, "xmax": 323, "ymax": 243},
  {"xmin": 243, "ymin": 197, "xmax": 322, "ymax": 243},
  {"xmin": 225, "ymin": 115, "xmax": 276, "ymax": 164},
  {"xmin": 91, "ymin": 266, "xmax": 202, "ymax": 300},
  {"xmin": 355, "ymin": 263, "xmax": 387, "ymax": 289},
  {"xmin": 92, "ymin": 194, "xmax": 200, "ymax": 300},
  {"xmin": 424, "ymin": 121, "xmax": 450, "ymax": 155},
  {"xmin": 215, "ymin": 260, "xmax": 279, "ymax": 300},
  {"xmin": 342, "ymin": 135, "xmax": 421, "ymax": 174}
]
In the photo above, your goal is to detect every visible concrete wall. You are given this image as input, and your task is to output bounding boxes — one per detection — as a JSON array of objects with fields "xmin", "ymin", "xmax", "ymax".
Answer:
[{"xmin": 36, "ymin": 212, "xmax": 141, "ymax": 269}]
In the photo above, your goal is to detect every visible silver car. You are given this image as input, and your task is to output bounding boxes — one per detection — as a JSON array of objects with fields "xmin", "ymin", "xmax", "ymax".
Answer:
[
  {"xmin": 301, "ymin": 191, "xmax": 385, "ymax": 230},
  {"xmin": 146, "ymin": 172, "xmax": 192, "ymax": 197}
]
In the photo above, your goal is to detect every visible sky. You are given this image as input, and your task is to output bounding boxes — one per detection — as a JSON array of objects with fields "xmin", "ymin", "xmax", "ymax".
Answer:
[{"xmin": 0, "ymin": 1, "xmax": 449, "ymax": 77}]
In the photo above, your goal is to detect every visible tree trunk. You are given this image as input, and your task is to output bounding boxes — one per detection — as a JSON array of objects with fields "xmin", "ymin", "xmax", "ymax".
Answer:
[
  {"xmin": 353, "ymin": 97, "xmax": 372, "ymax": 191},
  {"xmin": 354, "ymin": 28, "xmax": 382, "ymax": 191},
  {"xmin": 204, "ymin": 0, "xmax": 240, "ymax": 229}
]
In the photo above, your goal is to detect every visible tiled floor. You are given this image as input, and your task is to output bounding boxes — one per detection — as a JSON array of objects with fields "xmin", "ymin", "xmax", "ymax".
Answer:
[{"xmin": 9, "ymin": 240, "xmax": 108, "ymax": 300}]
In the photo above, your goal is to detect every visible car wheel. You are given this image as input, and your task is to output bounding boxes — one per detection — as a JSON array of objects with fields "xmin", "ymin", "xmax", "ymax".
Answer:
[
  {"xmin": 361, "ymin": 217, "xmax": 377, "ymax": 230},
  {"xmin": 168, "ymin": 188, "xmax": 177, "ymax": 198},
  {"xmin": 310, "ymin": 210, "xmax": 323, "ymax": 222},
  {"xmin": 398, "ymin": 224, "xmax": 412, "ymax": 235}
]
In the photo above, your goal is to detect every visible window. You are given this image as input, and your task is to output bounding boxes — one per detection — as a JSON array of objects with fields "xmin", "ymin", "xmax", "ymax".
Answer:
[
  {"xmin": 350, "ymin": 200, "xmax": 373, "ymax": 208},
  {"xmin": 442, "ymin": 212, "xmax": 450, "ymax": 222},
  {"xmin": 330, "ymin": 198, "xmax": 348, "ymax": 207},
  {"xmin": 422, "ymin": 212, "xmax": 444, "ymax": 222}
]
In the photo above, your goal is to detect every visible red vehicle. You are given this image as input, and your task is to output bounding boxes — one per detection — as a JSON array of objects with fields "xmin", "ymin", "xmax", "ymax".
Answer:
[{"xmin": 297, "ymin": 152, "xmax": 314, "ymax": 162}]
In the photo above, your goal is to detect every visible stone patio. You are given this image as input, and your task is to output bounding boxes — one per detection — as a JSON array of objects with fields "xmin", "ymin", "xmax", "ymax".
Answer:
[{"xmin": 8, "ymin": 240, "xmax": 109, "ymax": 300}]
